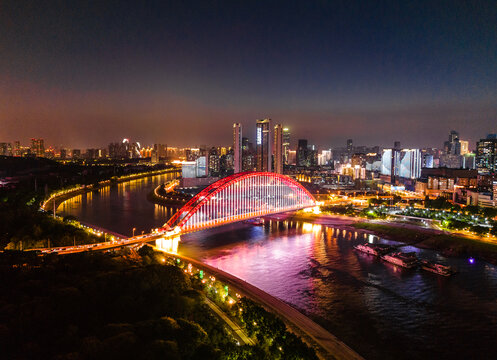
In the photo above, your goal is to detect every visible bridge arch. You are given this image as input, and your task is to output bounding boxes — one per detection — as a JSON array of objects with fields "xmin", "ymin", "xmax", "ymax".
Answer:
[{"xmin": 164, "ymin": 172, "xmax": 315, "ymax": 233}]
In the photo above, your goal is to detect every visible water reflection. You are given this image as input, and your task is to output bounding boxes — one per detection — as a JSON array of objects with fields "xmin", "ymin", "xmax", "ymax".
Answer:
[
  {"xmin": 60, "ymin": 179, "xmax": 497, "ymax": 360},
  {"xmin": 58, "ymin": 173, "xmax": 177, "ymax": 236},
  {"xmin": 179, "ymin": 221, "xmax": 497, "ymax": 360}
]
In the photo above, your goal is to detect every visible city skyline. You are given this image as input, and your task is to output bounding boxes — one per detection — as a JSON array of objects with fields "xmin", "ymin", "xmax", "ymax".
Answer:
[
  {"xmin": 2, "ymin": 123, "xmax": 496, "ymax": 152},
  {"xmin": 2, "ymin": 3, "xmax": 497, "ymax": 359},
  {"xmin": 1, "ymin": 1, "xmax": 496, "ymax": 148}
]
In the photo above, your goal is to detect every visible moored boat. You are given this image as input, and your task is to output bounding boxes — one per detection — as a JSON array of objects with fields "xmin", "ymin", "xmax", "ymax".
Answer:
[
  {"xmin": 420, "ymin": 260, "xmax": 453, "ymax": 276},
  {"xmin": 381, "ymin": 252, "xmax": 418, "ymax": 268},
  {"xmin": 354, "ymin": 243, "xmax": 392, "ymax": 256}
]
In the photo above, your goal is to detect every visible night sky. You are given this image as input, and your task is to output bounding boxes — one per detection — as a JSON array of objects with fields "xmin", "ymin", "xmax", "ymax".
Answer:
[{"xmin": 1, "ymin": 1, "xmax": 496, "ymax": 149}]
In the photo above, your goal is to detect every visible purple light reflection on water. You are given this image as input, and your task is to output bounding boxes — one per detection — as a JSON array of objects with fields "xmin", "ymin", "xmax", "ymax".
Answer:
[
  {"xmin": 181, "ymin": 220, "xmax": 497, "ymax": 360},
  {"xmin": 58, "ymin": 179, "xmax": 497, "ymax": 360}
]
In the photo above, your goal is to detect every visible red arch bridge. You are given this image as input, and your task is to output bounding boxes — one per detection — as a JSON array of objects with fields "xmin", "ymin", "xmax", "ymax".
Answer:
[{"xmin": 160, "ymin": 172, "xmax": 316, "ymax": 236}]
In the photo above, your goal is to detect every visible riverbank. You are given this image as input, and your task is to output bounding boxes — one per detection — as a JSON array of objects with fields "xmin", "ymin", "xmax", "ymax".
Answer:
[
  {"xmin": 287, "ymin": 212, "xmax": 497, "ymax": 265},
  {"xmin": 155, "ymin": 247, "xmax": 363, "ymax": 360},
  {"xmin": 352, "ymin": 222, "xmax": 497, "ymax": 265},
  {"xmin": 42, "ymin": 168, "xmax": 180, "ymax": 212},
  {"xmin": 147, "ymin": 184, "xmax": 187, "ymax": 208}
]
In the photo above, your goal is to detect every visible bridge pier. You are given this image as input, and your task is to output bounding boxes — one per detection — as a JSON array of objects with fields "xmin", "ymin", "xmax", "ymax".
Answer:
[{"xmin": 156, "ymin": 232, "xmax": 180, "ymax": 253}]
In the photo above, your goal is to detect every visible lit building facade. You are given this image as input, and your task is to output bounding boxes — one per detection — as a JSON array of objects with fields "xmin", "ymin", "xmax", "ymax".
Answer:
[
  {"xmin": 273, "ymin": 124, "xmax": 283, "ymax": 174},
  {"xmin": 0, "ymin": 143, "xmax": 12, "ymax": 156},
  {"xmin": 283, "ymin": 127, "xmax": 290, "ymax": 164},
  {"xmin": 382, "ymin": 147, "xmax": 421, "ymax": 180},
  {"xmin": 233, "ymin": 123, "xmax": 242, "ymax": 173},
  {"xmin": 256, "ymin": 118, "xmax": 272, "ymax": 172},
  {"xmin": 399, "ymin": 149, "xmax": 422, "ymax": 179},
  {"xmin": 297, "ymin": 139, "xmax": 308, "ymax": 167},
  {"xmin": 476, "ymin": 135, "xmax": 497, "ymax": 173},
  {"xmin": 31, "ymin": 138, "xmax": 44, "ymax": 157}
]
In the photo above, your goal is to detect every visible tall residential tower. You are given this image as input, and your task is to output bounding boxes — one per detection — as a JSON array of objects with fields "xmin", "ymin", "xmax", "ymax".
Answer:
[
  {"xmin": 233, "ymin": 123, "xmax": 242, "ymax": 173},
  {"xmin": 282, "ymin": 127, "xmax": 290, "ymax": 164},
  {"xmin": 274, "ymin": 124, "xmax": 283, "ymax": 174},
  {"xmin": 256, "ymin": 118, "xmax": 272, "ymax": 172}
]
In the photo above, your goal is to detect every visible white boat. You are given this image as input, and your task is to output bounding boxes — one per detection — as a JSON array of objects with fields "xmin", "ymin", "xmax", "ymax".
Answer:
[
  {"xmin": 354, "ymin": 243, "xmax": 392, "ymax": 256},
  {"xmin": 420, "ymin": 260, "xmax": 453, "ymax": 276},
  {"xmin": 381, "ymin": 252, "xmax": 418, "ymax": 268}
]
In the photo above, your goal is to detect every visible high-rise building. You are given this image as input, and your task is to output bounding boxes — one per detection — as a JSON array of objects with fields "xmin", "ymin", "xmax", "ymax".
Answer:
[
  {"xmin": 399, "ymin": 149, "xmax": 422, "ymax": 179},
  {"xmin": 208, "ymin": 147, "xmax": 220, "ymax": 176},
  {"xmin": 459, "ymin": 140, "xmax": 469, "ymax": 155},
  {"xmin": 241, "ymin": 137, "xmax": 255, "ymax": 171},
  {"xmin": 382, "ymin": 147, "xmax": 422, "ymax": 180},
  {"xmin": 347, "ymin": 139, "xmax": 353, "ymax": 153},
  {"xmin": 449, "ymin": 130, "xmax": 459, "ymax": 143},
  {"xmin": 308, "ymin": 144, "xmax": 318, "ymax": 166},
  {"xmin": 154, "ymin": 144, "xmax": 167, "ymax": 158},
  {"xmin": 273, "ymin": 124, "xmax": 283, "ymax": 174},
  {"xmin": 318, "ymin": 150, "xmax": 332, "ymax": 165},
  {"xmin": 381, "ymin": 149, "xmax": 393, "ymax": 177},
  {"xmin": 423, "ymin": 154, "xmax": 434, "ymax": 168},
  {"xmin": 282, "ymin": 127, "xmax": 290, "ymax": 165},
  {"xmin": 72, "ymin": 149, "xmax": 81, "ymax": 159},
  {"xmin": 256, "ymin": 118, "xmax": 271, "ymax": 172},
  {"xmin": 476, "ymin": 135, "xmax": 497, "ymax": 173},
  {"xmin": 233, "ymin": 123, "xmax": 242, "ymax": 173},
  {"xmin": 297, "ymin": 139, "xmax": 308, "ymax": 167},
  {"xmin": 462, "ymin": 153, "xmax": 476, "ymax": 169},
  {"xmin": 196, "ymin": 156, "xmax": 208, "ymax": 177},
  {"xmin": 13, "ymin": 141, "xmax": 21, "ymax": 156},
  {"xmin": 0, "ymin": 143, "xmax": 12, "ymax": 156},
  {"xmin": 288, "ymin": 150, "xmax": 296, "ymax": 165},
  {"xmin": 31, "ymin": 138, "xmax": 44, "ymax": 157},
  {"xmin": 444, "ymin": 130, "xmax": 462, "ymax": 155}
]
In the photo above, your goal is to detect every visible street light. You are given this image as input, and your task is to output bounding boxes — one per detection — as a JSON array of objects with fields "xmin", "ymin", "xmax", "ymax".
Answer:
[{"xmin": 132, "ymin": 227, "xmax": 136, "ymax": 237}]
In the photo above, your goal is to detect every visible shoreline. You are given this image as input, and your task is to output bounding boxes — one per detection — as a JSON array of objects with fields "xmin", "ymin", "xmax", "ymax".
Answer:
[
  {"xmin": 155, "ymin": 248, "xmax": 364, "ymax": 360},
  {"xmin": 288, "ymin": 213, "xmax": 497, "ymax": 266},
  {"xmin": 42, "ymin": 169, "xmax": 180, "ymax": 212}
]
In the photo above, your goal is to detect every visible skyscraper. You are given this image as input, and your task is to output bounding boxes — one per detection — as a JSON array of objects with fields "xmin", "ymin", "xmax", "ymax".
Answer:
[
  {"xmin": 459, "ymin": 140, "xmax": 469, "ymax": 155},
  {"xmin": 444, "ymin": 130, "xmax": 460, "ymax": 154},
  {"xmin": 0, "ymin": 143, "xmax": 12, "ymax": 156},
  {"xmin": 274, "ymin": 124, "xmax": 283, "ymax": 174},
  {"xmin": 233, "ymin": 123, "xmax": 242, "ymax": 173},
  {"xmin": 297, "ymin": 139, "xmax": 308, "ymax": 167},
  {"xmin": 347, "ymin": 139, "xmax": 353, "ymax": 153},
  {"xmin": 381, "ymin": 146, "xmax": 421, "ymax": 180},
  {"xmin": 13, "ymin": 141, "xmax": 21, "ymax": 156},
  {"xmin": 31, "ymin": 138, "xmax": 44, "ymax": 157},
  {"xmin": 282, "ymin": 127, "xmax": 290, "ymax": 164},
  {"xmin": 476, "ymin": 135, "xmax": 497, "ymax": 173},
  {"xmin": 256, "ymin": 118, "xmax": 271, "ymax": 172}
]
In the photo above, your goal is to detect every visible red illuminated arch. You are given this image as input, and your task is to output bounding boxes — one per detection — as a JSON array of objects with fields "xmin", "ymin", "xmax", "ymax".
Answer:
[{"xmin": 163, "ymin": 172, "xmax": 315, "ymax": 233}]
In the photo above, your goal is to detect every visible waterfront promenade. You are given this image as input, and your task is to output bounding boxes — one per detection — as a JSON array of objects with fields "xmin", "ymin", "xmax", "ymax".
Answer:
[{"xmin": 156, "ymin": 247, "xmax": 364, "ymax": 360}]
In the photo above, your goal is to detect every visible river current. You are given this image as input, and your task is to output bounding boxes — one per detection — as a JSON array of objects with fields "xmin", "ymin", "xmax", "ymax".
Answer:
[{"xmin": 58, "ymin": 174, "xmax": 497, "ymax": 359}]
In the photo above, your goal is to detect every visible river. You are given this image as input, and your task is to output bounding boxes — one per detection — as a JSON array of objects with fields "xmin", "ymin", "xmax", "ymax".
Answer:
[{"xmin": 58, "ymin": 174, "xmax": 497, "ymax": 359}]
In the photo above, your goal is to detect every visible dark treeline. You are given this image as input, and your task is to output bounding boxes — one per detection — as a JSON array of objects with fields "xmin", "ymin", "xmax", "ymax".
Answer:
[
  {"xmin": 0, "ymin": 187, "xmax": 102, "ymax": 250},
  {"xmin": 0, "ymin": 157, "xmax": 176, "ymax": 250},
  {"xmin": 0, "ymin": 248, "xmax": 319, "ymax": 359},
  {"xmin": 0, "ymin": 156, "xmax": 174, "ymax": 195},
  {"xmin": 0, "ymin": 250, "xmax": 236, "ymax": 359}
]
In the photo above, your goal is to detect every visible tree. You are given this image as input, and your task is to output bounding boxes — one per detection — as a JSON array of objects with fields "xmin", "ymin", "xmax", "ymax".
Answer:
[{"xmin": 471, "ymin": 225, "xmax": 489, "ymax": 236}]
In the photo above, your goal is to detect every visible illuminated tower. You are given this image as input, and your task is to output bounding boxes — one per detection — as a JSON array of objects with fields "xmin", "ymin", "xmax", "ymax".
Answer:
[
  {"xmin": 233, "ymin": 123, "xmax": 242, "ymax": 173},
  {"xmin": 31, "ymin": 138, "xmax": 45, "ymax": 157},
  {"xmin": 274, "ymin": 124, "xmax": 283, "ymax": 174},
  {"xmin": 283, "ymin": 127, "xmax": 290, "ymax": 164},
  {"xmin": 256, "ymin": 118, "xmax": 271, "ymax": 172}
]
